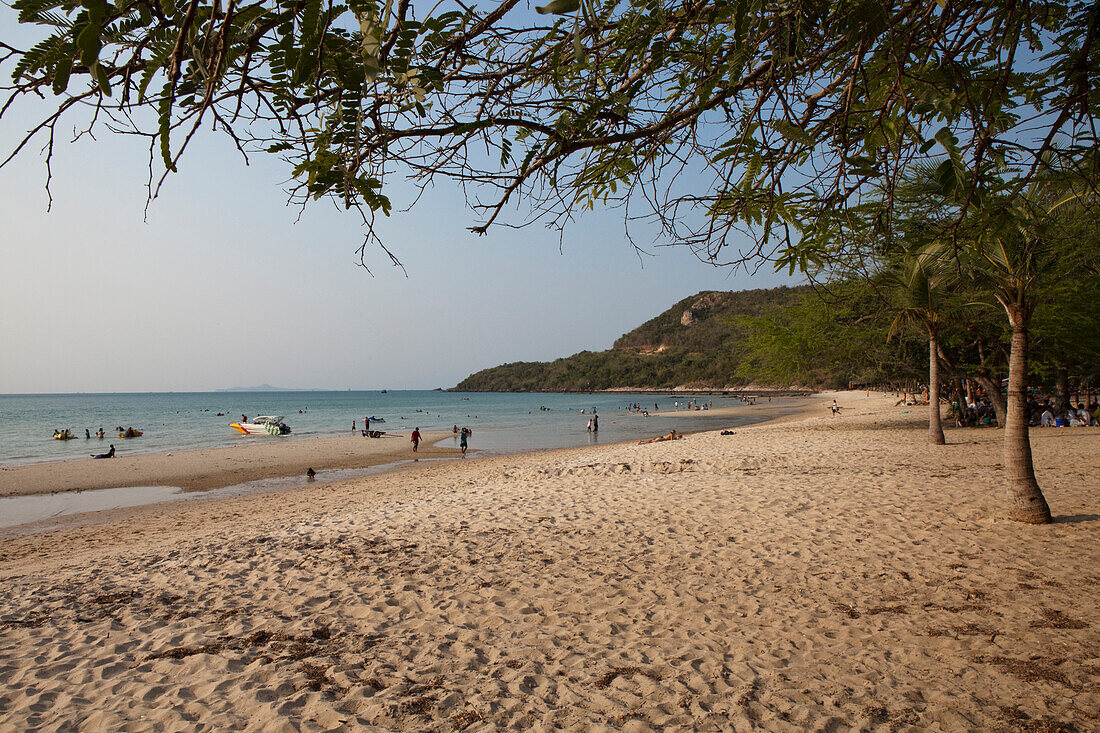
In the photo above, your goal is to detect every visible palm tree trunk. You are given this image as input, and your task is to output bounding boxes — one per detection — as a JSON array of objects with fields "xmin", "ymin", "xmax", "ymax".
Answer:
[
  {"xmin": 1003, "ymin": 307, "xmax": 1051, "ymax": 524},
  {"xmin": 929, "ymin": 332, "xmax": 945, "ymax": 444}
]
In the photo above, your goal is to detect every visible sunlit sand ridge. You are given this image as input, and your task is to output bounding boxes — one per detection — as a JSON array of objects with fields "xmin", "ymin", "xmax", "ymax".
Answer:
[{"xmin": 0, "ymin": 392, "xmax": 1096, "ymax": 730}]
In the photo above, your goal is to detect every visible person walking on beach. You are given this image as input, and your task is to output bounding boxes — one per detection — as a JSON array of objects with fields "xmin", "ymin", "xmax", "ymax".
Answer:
[
  {"xmin": 459, "ymin": 427, "xmax": 469, "ymax": 457},
  {"xmin": 411, "ymin": 427, "xmax": 422, "ymax": 453}
]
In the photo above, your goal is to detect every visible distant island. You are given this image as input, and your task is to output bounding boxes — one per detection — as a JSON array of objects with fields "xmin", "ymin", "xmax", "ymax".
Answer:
[
  {"xmin": 215, "ymin": 384, "xmax": 311, "ymax": 392},
  {"xmin": 454, "ymin": 286, "xmax": 811, "ymax": 392}
]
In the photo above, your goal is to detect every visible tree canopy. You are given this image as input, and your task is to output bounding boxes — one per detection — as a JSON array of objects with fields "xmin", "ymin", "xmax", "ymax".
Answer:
[{"xmin": 3, "ymin": 0, "xmax": 1098, "ymax": 267}]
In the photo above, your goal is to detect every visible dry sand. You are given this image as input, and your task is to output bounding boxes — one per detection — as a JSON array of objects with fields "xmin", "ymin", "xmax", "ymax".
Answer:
[
  {"xmin": 0, "ymin": 432, "xmax": 455, "ymax": 497},
  {"xmin": 0, "ymin": 391, "xmax": 1097, "ymax": 731}
]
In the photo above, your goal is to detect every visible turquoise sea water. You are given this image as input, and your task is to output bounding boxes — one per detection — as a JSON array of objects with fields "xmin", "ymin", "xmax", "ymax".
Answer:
[{"xmin": 0, "ymin": 390, "xmax": 805, "ymax": 466}]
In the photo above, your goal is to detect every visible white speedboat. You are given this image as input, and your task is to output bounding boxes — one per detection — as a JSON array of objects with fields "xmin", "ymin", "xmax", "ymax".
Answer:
[{"xmin": 230, "ymin": 416, "xmax": 291, "ymax": 435}]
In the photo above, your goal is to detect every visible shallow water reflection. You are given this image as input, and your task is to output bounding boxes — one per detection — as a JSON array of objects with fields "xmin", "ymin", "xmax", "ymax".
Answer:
[{"xmin": 0, "ymin": 459, "xmax": 452, "ymax": 533}]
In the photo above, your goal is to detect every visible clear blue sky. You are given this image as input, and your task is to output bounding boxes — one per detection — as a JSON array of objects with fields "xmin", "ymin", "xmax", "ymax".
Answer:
[{"xmin": 0, "ymin": 19, "xmax": 800, "ymax": 393}]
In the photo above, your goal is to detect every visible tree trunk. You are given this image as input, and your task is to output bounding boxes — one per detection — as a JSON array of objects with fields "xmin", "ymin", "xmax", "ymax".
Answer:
[
  {"xmin": 1003, "ymin": 307, "xmax": 1052, "ymax": 524},
  {"xmin": 950, "ymin": 378, "xmax": 965, "ymax": 425},
  {"xmin": 1054, "ymin": 367, "xmax": 1070, "ymax": 414},
  {"xmin": 973, "ymin": 371, "xmax": 1008, "ymax": 428},
  {"xmin": 929, "ymin": 332, "xmax": 946, "ymax": 444}
]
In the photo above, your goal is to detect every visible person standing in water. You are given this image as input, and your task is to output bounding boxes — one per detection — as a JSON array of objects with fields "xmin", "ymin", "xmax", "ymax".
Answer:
[
  {"xmin": 592, "ymin": 412, "xmax": 599, "ymax": 432},
  {"xmin": 460, "ymin": 427, "xmax": 469, "ymax": 457}
]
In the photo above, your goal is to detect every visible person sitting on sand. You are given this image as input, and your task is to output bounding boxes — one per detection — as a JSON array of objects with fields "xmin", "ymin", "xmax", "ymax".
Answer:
[
  {"xmin": 638, "ymin": 430, "xmax": 682, "ymax": 445},
  {"xmin": 306, "ymin": 467, "xmax": 316, "ymax": 479},
  {"xmin": 92, "ymin": 445, "xmax": 115, "ymax": 459}
]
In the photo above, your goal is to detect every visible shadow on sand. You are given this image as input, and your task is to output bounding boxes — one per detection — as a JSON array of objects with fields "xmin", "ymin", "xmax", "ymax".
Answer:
[{"xmin": 1052, "ymin": 514, "xmax": 1100, "ymax": 524}]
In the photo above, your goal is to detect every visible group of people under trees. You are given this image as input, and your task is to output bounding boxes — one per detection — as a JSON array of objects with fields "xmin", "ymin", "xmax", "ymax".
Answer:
[
  {"xmin": 948, "ymin": 395, "xmax": 1096, "ymax": 428},
  {"xmin": 1036, "ymin": 400, "xmax": 1097, "ymax": 427}
]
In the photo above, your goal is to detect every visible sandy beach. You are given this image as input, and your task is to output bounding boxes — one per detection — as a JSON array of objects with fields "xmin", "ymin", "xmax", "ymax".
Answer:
[{"xmin": 1, "ymin": 391, "xmax": 1097, "ymax": 731}]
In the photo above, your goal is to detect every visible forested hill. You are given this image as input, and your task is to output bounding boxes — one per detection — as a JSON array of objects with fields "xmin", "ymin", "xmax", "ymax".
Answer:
[{"xmin": 454, "ymin": 286, "xmax": 810, "ymax": 392}]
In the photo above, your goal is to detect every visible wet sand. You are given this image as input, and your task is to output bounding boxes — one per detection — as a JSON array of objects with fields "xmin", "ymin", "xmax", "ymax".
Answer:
[{"xmin": 0, "ymin": 432, "xmax": 454, "ymax": 497}]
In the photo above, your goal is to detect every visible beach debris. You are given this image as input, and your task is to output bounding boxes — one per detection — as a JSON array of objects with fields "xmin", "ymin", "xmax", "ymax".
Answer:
[
  {"xmin": 450, "ymin": 710, "xmax": 483, "ymax": 730},
  {"xmin": 835, "ymin": 602, "xmax": 907, "ymax": 619},
  {"xmin": 0, "ymin": 611, "xmax": 50, "ymax": 629},
  {"xmin": 925, "ymin": 621, "xmax": 994, "ymax": 638},
  {"xmin": 298, "ymin": 661, "xmax": 347, "ymax": 694},
  {"xmin": 975, "ymin": 655, "xmax": 1073, "ymax": 687},
  {"xmin": 1029, "ymin": 608, "xmax": 1088, "ymax": 630},
  {"xmin": 996, "ymin": 705, "xmax": 1077, "ymax": 732},
  {"xmin": 150, "ymin": 642, "xmax": 225, "ymax": 660}
]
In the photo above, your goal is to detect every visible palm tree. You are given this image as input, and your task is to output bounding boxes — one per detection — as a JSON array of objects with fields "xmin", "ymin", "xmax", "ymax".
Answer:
[
  {"xmin": 958, "ymin": 185, "xmax": 1094, "ymax": 524},
  {"xmin": 888, "ymin": 251, "xmax": 949, "ymax": 445},
  {"xmin": 891, "ymin": 158, "xmax": 1097, "ymax": 523}
]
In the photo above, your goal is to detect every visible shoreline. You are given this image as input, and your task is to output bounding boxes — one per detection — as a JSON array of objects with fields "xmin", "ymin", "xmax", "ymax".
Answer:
[
  {"xmin": 450, "ymin": 387, "xmax": 818, "ymax": 396},
  {"xmin": 0, "ymin": 398, "xmax": 818, "ymax": 501},
  {"xmin": 0, "ymin": 431, "xmax": 456, "ymax": 498}
]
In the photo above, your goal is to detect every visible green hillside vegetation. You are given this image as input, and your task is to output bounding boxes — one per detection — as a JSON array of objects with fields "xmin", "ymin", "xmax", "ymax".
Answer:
[
  {"xmin": 457, "ymin": 266, "xmax": 1100, "ymax": 394},
  {"xmin": 455, "ymin": 286, "xmax": 915, "ymax": 391}
]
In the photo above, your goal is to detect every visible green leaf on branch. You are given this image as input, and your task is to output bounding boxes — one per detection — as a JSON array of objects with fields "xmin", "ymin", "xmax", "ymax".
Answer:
[
  {"xmin": 535, "ymin": 0, "xmax": 579, "ymax": 15},
  {"xmin": 94, "ymin": 62, "xmax": 111, "ymax": 95},
  {"xmin": 52, "ymin": 56, "xmax": 73, "ymax": 94},
  {"xmin": 157, "ymin": 88, "xmax": 175, "ymax": 172},
  {"xmin": 76, "ymin": 21, "xmax": 102, "ymax": 67},
  {"xmin": 771, "ymin": 119, "xmax": 813, "ymax": 147}
]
